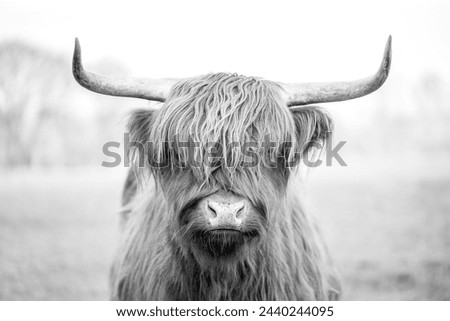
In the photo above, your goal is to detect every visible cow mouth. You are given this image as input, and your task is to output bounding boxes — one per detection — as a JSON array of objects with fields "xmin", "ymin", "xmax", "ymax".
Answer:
[
  {"xmin": 210, "ymin": 228, "xmax": 240, "ymax": 234},
  {"xmin": 192, "ymin": 229, "xmax": 257, "ymax": 258}
]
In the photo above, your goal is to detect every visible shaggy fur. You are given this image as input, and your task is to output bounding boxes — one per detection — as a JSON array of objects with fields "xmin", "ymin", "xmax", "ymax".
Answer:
[{"xmin": 111, "ymin": 73, "xmax": 340, "ymax": 300}]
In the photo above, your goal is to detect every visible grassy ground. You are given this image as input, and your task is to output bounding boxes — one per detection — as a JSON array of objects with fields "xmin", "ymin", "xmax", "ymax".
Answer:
[
  {"xmin": 0, "ymin": 169, "xmax": 121, "ymax": 300},
  {"xmin": 308, "ymin": 152, "xmax": 450, "ymax": 300},
  {"xmin": 0, "ymin": 153, "xmax": 449, "ymax": 300}
]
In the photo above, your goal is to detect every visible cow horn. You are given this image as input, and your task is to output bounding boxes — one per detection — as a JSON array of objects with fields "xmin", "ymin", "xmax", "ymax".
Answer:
[
  {"xmin": 72, "ymin": 38, "xmax": 180, "ymax": 102},
  {"xmin": 284, "ymin": 36, "xmax": 392, "ymax": 108}
]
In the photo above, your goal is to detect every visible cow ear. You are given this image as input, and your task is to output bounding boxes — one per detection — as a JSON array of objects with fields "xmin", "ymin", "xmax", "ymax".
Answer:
[
  {"xmin": 290, "ymin": 106, "xmax": 333, "ymax": 154},
  {"xmin": 127, "ymin": 108, "xmax": 156, "ymax": 144}
]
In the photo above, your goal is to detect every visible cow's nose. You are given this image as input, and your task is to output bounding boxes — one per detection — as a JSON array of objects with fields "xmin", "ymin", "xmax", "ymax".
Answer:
[{"xmin": 206, "ymin": 200, "xmax": 245, "ymax": 228}]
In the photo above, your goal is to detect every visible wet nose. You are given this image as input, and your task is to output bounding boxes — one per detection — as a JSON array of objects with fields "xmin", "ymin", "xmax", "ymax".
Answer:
[{"xmin": 206, "ymin": 200, "xmax": 245, "ymax": 228}]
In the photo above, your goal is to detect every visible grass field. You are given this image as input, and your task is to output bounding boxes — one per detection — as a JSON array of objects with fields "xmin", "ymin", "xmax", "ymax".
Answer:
[{"xmin": 0, "ymin": 153, "xmax": 449, "ymax": 300}]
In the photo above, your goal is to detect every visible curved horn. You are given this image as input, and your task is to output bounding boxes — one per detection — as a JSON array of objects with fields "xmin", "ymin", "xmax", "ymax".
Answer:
[
  {"xmin": 72, "ymin": 38, "xmax": 180, "ymax": 102},
  {"xmin": 284, "ymin": 36, "xmax": 392, "ymax": 108}
]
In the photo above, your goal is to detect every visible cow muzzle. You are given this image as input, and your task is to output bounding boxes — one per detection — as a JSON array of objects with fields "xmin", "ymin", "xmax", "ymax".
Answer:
[
  {"xmin": 181, "ymin": 191, "xmax": 261, "ymax": 259},
  {"xmin": 203, "ymin": 193, "xmax": 248, "ymax": 231}
]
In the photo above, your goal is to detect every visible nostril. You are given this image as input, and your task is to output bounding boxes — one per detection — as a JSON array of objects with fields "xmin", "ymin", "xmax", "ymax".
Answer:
[
  {"xmin": 235, "ymin": 205, "xmax": 244, "ymax": 218},
  {"xmin": 207, "ymin": 202, "xmax": 217, "ymax": 218}
]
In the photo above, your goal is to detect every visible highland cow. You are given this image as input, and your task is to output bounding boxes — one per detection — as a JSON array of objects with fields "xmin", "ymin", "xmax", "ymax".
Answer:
[{"xmin": 72, "ymin": 36, "xmax": 391, "ymax": 300}]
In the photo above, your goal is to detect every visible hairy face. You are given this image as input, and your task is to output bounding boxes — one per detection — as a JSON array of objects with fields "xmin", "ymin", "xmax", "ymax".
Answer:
[
  {"xmin": 158, "ymin": 166, "xmax": 287, "ymax": 262},
  {"xmin": 128, "ymin": 73, "xmax": 333, "ymax": 262}
]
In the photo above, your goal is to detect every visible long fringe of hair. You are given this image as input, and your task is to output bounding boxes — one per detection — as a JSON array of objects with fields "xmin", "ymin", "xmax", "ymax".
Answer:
[{"xmin": 152, "ymin": 73, "xmax": 297, "ymax": 181}]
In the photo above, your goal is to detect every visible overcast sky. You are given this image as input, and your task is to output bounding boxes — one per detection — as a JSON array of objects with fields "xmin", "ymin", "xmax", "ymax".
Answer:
[
  {"xmin": 1, "ymin": 0, "xmax": 449, "ymax": 80},
  {"xmin": 1, "ymin": 0, "xmax": 449, "ymax": 127}
]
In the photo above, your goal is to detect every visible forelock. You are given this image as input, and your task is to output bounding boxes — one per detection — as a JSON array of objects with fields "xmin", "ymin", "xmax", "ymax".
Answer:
[{"xmin": 148, "ymin": 73, "xmax": 298, "ymax": 183}]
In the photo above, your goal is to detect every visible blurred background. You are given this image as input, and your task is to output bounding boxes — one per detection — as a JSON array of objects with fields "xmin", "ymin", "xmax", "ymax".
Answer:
[{"xmin": 0, "ymin": 0, "xmax": 449, "ymax": 300}]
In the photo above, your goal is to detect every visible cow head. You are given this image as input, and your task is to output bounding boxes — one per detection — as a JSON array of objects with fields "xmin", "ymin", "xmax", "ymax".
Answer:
[{"xmin": 72, "ymin": 37, "xmax": 391, "ymax": 264}]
